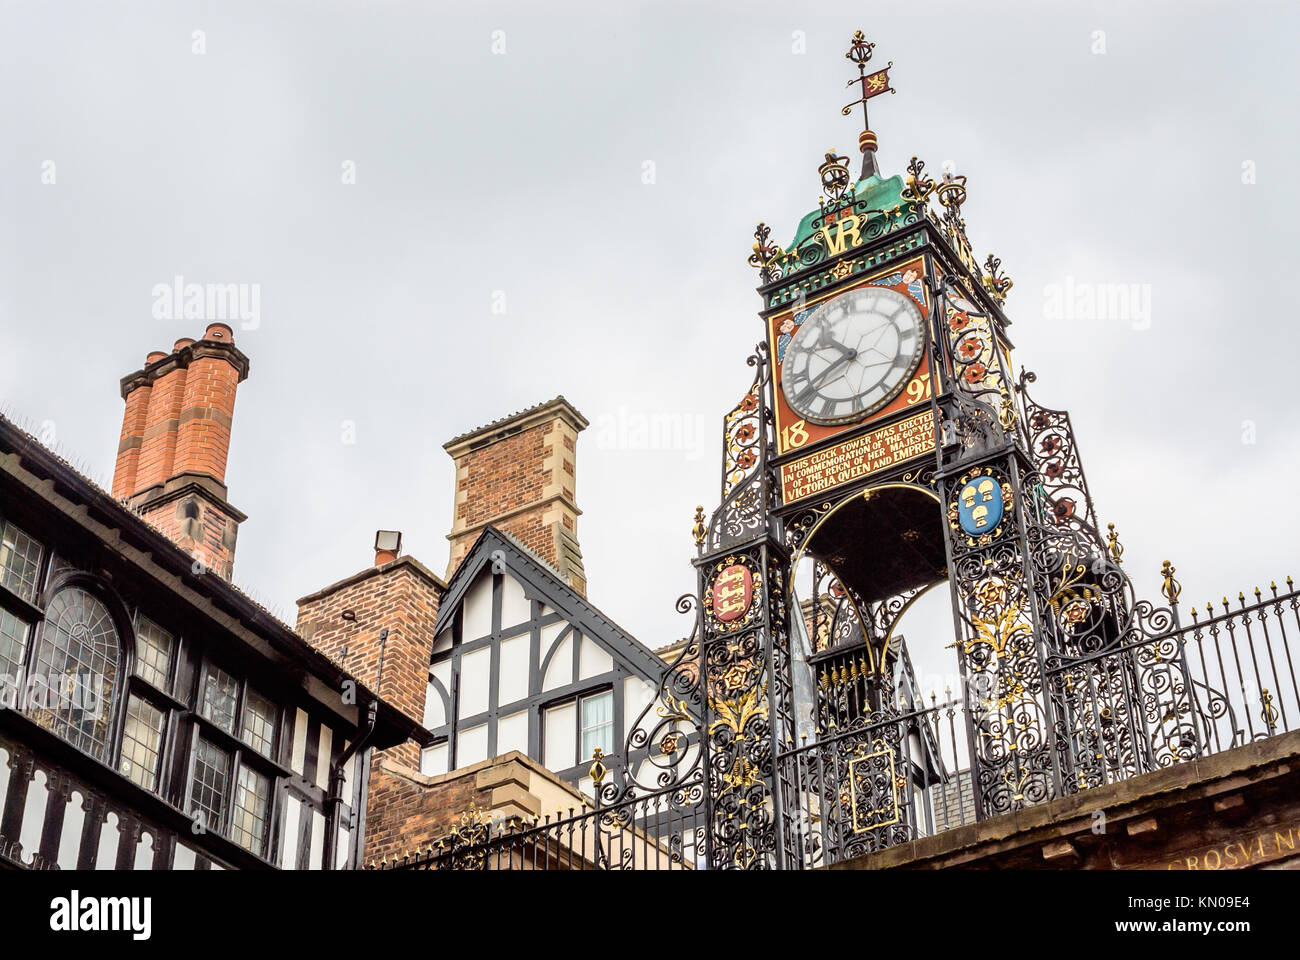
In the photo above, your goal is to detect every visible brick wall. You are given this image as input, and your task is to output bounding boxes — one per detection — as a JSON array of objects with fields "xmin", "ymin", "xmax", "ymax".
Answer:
[
  {"xmin": 365, "ymin": 761, "xmax": 483, "ymax": 865},
  {"xmin": 365, "ymin": 752, "xmax": 570, "ymax": 867},
  {"xmin": 138, "ymin": 489, "xmax": 241, "ymax": 580},
  {"xmin": 296, "ymin": 556, "xmax": 445, "ymax": 769}
]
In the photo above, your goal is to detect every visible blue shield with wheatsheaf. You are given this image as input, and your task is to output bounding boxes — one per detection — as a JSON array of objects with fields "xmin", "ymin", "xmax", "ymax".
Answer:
[{"xmin": 958, "ymin": 475, "xmax": 1004, "ymax": 535}]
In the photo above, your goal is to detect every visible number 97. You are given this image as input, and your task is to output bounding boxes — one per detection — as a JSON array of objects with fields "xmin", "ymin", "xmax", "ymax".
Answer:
[{"xmin": 906, "ymin": 373, "xmax": 932, "ymax": 404}]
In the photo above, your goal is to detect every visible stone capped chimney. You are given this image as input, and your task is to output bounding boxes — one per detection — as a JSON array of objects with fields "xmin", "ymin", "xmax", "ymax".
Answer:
[
  {"xmin": 444, "ymin": 397, "xmax": 587, "ymax": 595},
  {"xmin": 111, "ymin": 322, "xmax": 249, "ymax": 579}
]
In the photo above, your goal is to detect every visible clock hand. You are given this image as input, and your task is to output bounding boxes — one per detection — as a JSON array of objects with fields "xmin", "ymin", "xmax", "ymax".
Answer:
[
  {"xmin": 791, "ymin": 349, "xmax": 858, "ymax": 406},
  {"xmin": 812, "ymin": 323, "xmax": 854, "ymax": 358},
  {"xmin": 810, "ymin": 348, "xmax": 858, "ymax": 388}
]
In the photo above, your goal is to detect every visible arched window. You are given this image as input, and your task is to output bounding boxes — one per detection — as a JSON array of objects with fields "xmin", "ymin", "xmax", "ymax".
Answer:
[{"xmin": 30, "ymin": 587, "xmax": 120, "ymax": 760}]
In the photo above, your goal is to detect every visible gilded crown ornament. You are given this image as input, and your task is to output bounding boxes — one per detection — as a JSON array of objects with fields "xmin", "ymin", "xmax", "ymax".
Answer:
[
  {"xmin": 936, "ymin": 168, "xmax": 967, "ymax": 213},
  {"xmin": 818, "ymin": 150, "xmax": 852, "ymax": 201}
]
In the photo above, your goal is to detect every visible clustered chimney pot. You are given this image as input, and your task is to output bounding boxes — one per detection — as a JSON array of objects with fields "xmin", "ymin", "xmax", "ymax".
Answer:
[{"xmin": 110, "ymin": 325, "xmax": 251, "ymax": 580}]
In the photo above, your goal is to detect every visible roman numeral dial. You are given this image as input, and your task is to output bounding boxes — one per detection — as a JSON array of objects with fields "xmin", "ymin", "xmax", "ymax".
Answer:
[{"xmin": 780, "ymin": 285, "xmax": 925, "ymax": 425}]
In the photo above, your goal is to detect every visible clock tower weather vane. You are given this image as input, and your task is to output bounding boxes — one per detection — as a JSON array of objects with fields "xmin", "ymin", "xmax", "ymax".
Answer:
[{"xmin": 842, "ymin": 30, "xmax": 895, "ymax": 179}]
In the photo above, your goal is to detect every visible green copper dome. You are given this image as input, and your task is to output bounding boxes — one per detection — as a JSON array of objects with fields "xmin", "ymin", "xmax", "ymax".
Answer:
[{"xmin": 786, "ymin": 171, "xmax": 910, "ymax": 253}]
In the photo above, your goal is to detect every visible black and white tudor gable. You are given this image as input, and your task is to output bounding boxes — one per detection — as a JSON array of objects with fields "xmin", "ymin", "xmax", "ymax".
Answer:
[{"xmin": 421, "ymin": 527, "xmax": 677, "ymax": 793}]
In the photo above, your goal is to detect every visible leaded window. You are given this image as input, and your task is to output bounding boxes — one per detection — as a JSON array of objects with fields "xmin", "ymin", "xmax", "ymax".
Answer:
[
  {"xmin": 120, "ymin": 695, "xmax": 166, "ymax": 790},
  {"xmin": 0, "ymin": 519, "xmax": 43, "ymax": 603},
  {"xmin": 190, "ymin": 737, "xmax": 230, "ymax": 830},
  {"xmin": 188, "ymin": 663, "xmax": 281, "ymax": 856},
  {"xmin": 29, "ymin": 587, "xmax": 119, "ymax": 760},
  {"xmin": 200, "ymin": 663, "xmax": 239, "ymax": 734},
  {"xmin": 133, "ymin": 615, "xmax": 173, "ymax": 691},
  {"xmin": 231, "ymin": 766, "xmax": 271, "ymax": 855},
  {"xmin": 0, "ymin": 607, "xmax": 27, "ymax": 680},
  {"xmin": 240, "ymin": 688, "xmax": 276, "ymax": 758}
]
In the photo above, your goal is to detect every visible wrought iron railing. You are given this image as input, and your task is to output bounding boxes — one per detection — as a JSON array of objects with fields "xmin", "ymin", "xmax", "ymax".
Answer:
[
  {"xmin": 384, "ymin": 579, "xmax": 1300, "ymax": 871},
  {"xmin": 776, "ymin": 577, "xmax": 1300, "ymax": 867},
  {"xmin": 381, "ymin": 777, "xmax": 706, "ymax": 871},
  {"xmin": 1184, "ymin": 583, "xmax": 1298, "ymax": 746},
  {"xmin": 1041, "ymin": 579, "xmax": 1299, "ymax": 801},
  {"xmin": 778, "ymin": 692, "xmax": 977, "ymax": 869}
]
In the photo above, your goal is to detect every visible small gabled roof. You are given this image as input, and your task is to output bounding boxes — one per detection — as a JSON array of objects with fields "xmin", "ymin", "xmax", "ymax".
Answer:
[{"xmin": 434, "ymin": 525, "xmax": 667, "ymax": 684}]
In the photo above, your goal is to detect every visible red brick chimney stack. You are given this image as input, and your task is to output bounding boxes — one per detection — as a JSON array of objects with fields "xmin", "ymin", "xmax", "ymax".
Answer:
[
  {"xmin": 111, "ymin": 322, "xmax": 250, "ymax": 579},
  {"xmin": 444, "ymin": 396, "xmax": 588, "ymax": 595}
]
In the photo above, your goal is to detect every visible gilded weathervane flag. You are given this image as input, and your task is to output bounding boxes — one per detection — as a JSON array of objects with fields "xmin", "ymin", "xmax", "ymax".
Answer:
[{"xmin": 860, "ymin": 66, "xmax": 892, "ymax": 100}]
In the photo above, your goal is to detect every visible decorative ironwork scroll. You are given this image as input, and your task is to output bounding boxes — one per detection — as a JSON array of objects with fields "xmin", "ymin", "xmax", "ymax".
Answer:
[
  {"xmin": 1017, "ymin": 369, "xmax": 1104, "ymax": 547},
  {"xmin": 601, "ymin": 594, "xmax": 705, "ymax": 802},
  {"xmin": 707, "ymin": 345, "xmax": 776, "ymax": 552}
]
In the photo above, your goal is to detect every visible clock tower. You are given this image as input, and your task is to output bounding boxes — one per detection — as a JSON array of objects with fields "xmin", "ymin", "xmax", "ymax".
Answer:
[{"xmin": 689, "ymin": 31, "xmax": 1194, "ymax": 868}]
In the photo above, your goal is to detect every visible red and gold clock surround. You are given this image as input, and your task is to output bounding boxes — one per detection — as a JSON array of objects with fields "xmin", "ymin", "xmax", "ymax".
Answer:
[
  {"xmin": 769, "ymin": 256, "xmax": 933, "ymax": 459},
  {"xmin": 768, "ymin": 255, "xmax": 936, "ymax": 465}
]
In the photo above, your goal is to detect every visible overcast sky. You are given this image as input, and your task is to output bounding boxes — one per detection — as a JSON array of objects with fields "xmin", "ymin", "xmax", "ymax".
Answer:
[{"xmin": 2, "ymin": 1, "xmax": 1297, "ymax": 691}]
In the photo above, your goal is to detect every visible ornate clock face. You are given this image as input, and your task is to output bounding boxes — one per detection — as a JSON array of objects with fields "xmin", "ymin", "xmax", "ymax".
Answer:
[{"xmin": 781, "ymin": 286, "xmax": 925, "ymax": 425}]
